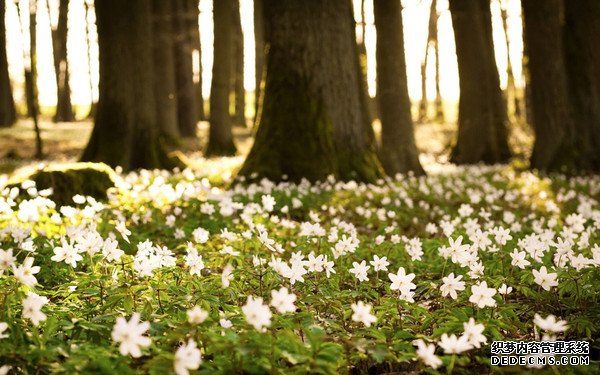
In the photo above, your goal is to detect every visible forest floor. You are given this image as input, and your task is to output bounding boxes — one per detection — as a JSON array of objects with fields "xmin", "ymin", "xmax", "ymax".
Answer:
[{"xmin": 0, "ymin": 117, "xmax": 503, "ymax": 176}]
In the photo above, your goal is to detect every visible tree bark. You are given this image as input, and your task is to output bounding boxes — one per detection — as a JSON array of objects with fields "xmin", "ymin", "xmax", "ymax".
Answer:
[
  {"xmin": 238, "ymin": 0, "xmax": 383, "ymax": 182},
  {"xmin": 232, "ymin": 0, "xmax": 245, "ymax": 127},
  {"xmin": 151, "ymin": 0, "xmax": 180, "ymax": 141},
  {"xmin": 253, "ymin": 0, "xmax": 264, "ymax": 127},
  {"xmin": 522, "ymin": 0, "xmax": 575, "ymax": 172},
  {"xmin": 206, "ymin": 0, "xmax": 237, "ymax": 156},
  {"xmin": 186, "ymin": 0, "xmax": 205, "ymax": 122},
  {"xmin": 563, "ymin": 0, "xmax": 600, "ymax": 171},
  {"xmin": 449, "ymin": 0, "xmax": 511, "ymax": 164},
  {"xmin": 81, "ymin": 0, "xmax": 176, "ymax": 171},
  {"xmin": 83, "ymin": 0, "xmax": 96, "ymax": 118},
  {"xmin": 172, "ymin": 0, "xmax": 197, "ymax": 137},
  {"xmin": 374, "ymin": 0, "xmax": 424, "ymax": 175},
  {"xmin": 49, "ymin": 0, "xmax": 74, "ymax": 122},
  {"xmin": 0, "ymin": 0, "xmax": 16, "ymax": 127}
]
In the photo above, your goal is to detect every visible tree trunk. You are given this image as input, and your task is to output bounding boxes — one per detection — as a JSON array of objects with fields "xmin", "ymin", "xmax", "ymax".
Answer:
[
  {"xmin": 0, "ymin": 0, "xmax": 16, "ymax": 127},
  {"xmin": 172, "ymin": 0, "xmax": 197, "ymax": 137},
  {"xmin": 418, "ymin": 0, "xmax": 437, "ymax": 123},
  {"xmin": 24, "ymin": 0, "xmax": 43, "ymax": 157},
  {"xmin": 238, "ymin": 0, "xmax": 383, "ymax": 182},
  {"xmin": 187, "ymin": 0, "xmax": 205, "ymax": 122},
  {"xmin": 151, "ymin": 0, "xmax": 180, "ymax": 141},
  {"xmin": 374, "ymin": 0, "xmax": 423, "ymax": 175},
  {"xmin": 356, "ymin": 0, "xmax": 375, "ymax": 125},
  {"xmin": 563, "ymin": 0, "xmax": 600, "ymax": 171},
  {"xmin": 81, "ymin": 0, "xmax": 176, "ymax": 171},
  {"xmin": 253, "ymin": 0, "xmax": 264, "ymax": 127},
  {"xmin": 232, "ymin": 0, "xmax": 245, "ymax": 127},
  {"xmin": 50, "ymin": 0, "xmax": 74, "ymax": 122},
  {"xmin": 206, "ymin": 0, "xmax": 236, "ymax": 156},
  {"xmin": 449, "ymin": 0, "xmax": 511, "ymax": 164},
  {"xmin": 522, "ymin": 0, "xmax": 574, "ymax": 171},
  {"xmin": 500, "ymin": 1, "xmax": 522, "ymax": 123},
  {"xmin": 83, "ymin": 0, "xmax": 96, "ymax": 118}
]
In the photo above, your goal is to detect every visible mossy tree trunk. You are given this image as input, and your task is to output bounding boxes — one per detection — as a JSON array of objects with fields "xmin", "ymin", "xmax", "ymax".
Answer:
[
  {"xmin": 50, "ymin": 0, "xmax": 74, "ymax": 122},
  {"xmin": 253, "ymin": 0, "xmax": 264, "ymax": 127},
  {"xmin": 522, "ymin": 0, "xmax": 575, "ymax": 172},
  {"xmin": 374, "ymin": 0, "xmax": 424, "ymax": 176},
  {"xmin": 172, "ymin": 0, "xmax": 198, "ymax": 137},
  {"xmin": 449, "ymin": 0, "xmax": 511, "ymax": 164},
  {"xmin": 81, "ymin": 0, "xmax": 175, "ymax": 171},
  {"xmin": 206, "ymin": 0, "xmax": 237, "ymax": 156},
  {"xmin": 232, "ymin": 0, "xmax": 245, "ymax": 127},
  {"xmin": 0, "ymin": 0, "xmax": 16, "ymax": 127},
  {"xmin": 238, "ymin": 0, "xmax": 383, "ymax": 183},
  {"xmin": 563, "ymin": 0, "xmax": 600, "ymax": 172},
  {"xmin": 151, "ymin": 0, "xmax": 180, "ymax": 141}
]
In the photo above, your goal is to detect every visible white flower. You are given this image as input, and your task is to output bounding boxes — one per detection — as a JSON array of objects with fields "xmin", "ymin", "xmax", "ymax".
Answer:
[
  {"xmin": 174, "ymin": 339, "xmax": 202, "ymax": 375},
  {"xmin": 187, "ymin": 306, "xmax": 209, "ymax": 324},
  {"xmin": 185, "ymin": 247, "xmax": 205, "ymax": 276},
  {"xmin": 192, "ymin": 227, "xmax": 210, "ymax": 244},
  {"xmin": 305, "ymin": 253, "xmax": 324, "ymax": 272},
  {"xmin": 0, "ymin": 249, "xmax": 16, "ymax": 275},
  {"xmin": 51, "ymin": 238, "xmax": 83, "ymax": 268},
  {"xmin": 115, "ymin": 221, "xmax": 131, "ymax": 243},
  {"xmin": 0, "ymin": 322, "xmax": 8, "ymax": 339},
  {"xmin": 462, "ymin": 318, "xmax": 487, "ymax": 348},
  {"xmin": 111, "ymin": 313, "xmax": 151, "ymax": 357},
  {"xmin": 219, "ymin": 318, "xmax": 232, "ymax": 328},
  {"xmin": 221, "ymin": 264, "xmax": 234, "ymax": 288},
  {"xmin": 440, "ymin": 273, "xmax": 465, "ymax": 300},
  {"xmin": 349, "ymin": 260, "xmax": 370, "ymax": 282},
  {"xmin": 414, "ymin": 339, "xmax": 441, "ymax": 369},
  {"xmin": 498, "ymin": 283, "xmax": 513, "ymax": 295},
  {"xmin": 510, "ymin": 249, "xmax": 530, "ymax": 269},
  {"xmin": 323, "ymin": 256, "xmax": 336, "ymax": 278},
  {"xmin": 388, "ymin": 267, "xmax": 416, "ymax": 294},
  {"xmin": 532, "ymin": 266, "xmax": 558, "ymax": 291},
  {"xmin": 102, "ymin": 237, "xmax": 124, "ymax": 262},
  {"xmin": 351, "ymin": 301, "xmax": 377, "ymax": 327},
  {"xmin": 242, "ymin": 296, "xmax": 272, "ymax": 331},
  {"xmin": 261, "ymin": 194, "xmax": 276, "ymax": 212},
  {"xmin": 469, "ymin": 281, "xmax": 497, "ymax": 308},
  {"xmin": 438, "ymin": 333, "xmax": 472, "ymax": 354},
  {"xmin": 533, "ymin": 314, "xmax": 568, "ymax": 333},
  {"xmin": 270, "ymin": 287, "xmax": 297, "ymax": 314},
  {"xmin": 22, "ymin": 292, "xmax": 48, "ymax": 326},
  {"xmin": 369, "ymin": 255, "xmax": 389, "ymax": 272},
  {"xmin": 12, "ymin": 257, "xmax": 40, "ymax": 287}
]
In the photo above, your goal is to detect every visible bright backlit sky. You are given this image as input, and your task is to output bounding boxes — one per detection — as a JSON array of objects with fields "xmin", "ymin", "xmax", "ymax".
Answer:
[{"xmin": 4, "ymin": 0, "xmax": 523, "ymax": 106}]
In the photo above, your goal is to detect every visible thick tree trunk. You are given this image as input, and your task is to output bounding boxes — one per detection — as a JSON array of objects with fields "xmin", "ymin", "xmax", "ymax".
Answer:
[
  {"xmin": 253, "ymin": 0, "xmax": 264, "ymax": 126},
  {"xmin": 206, "ymin": 0, "xmax": 236, "ymax": 156},
  {"xmin": 50, "ymin": 0, "xmax": 74, "ymax": 122},
  {"xmin": 0, "ymin": 0, "xmax": 16, "ymax": 127},
  {"xmin": 232, "ymin": 0, "xmax": 245, "ymax": 127},
  {"xmin": 172, "ymin": 0, "xmax": 197, "ymax": 137},
  {"xmin": 449, "ymin": 0, "xmax": 511, "ymax": 164},
  {"xmin": 81, "ymin": 0, "xmax": 175, "ymax": 171},
  {"xmin": 152, "ymin": 0, "xmax": 180, "ymax": 141},
  {"xmin": 238, "ymin": 0, "xmax": 383, "ymax": 182},
  {"xmin": 522, "ymin": 0, "xmax": 574, "ymax": 172},
  {"xmin": 187, "ymin": 0, "xmax": 205, "ymax": 122},
  {"xmin": 563, "ymin": 0, "xmax": 600, "ymax": 172},
  {"xmin": 374, "ymin": 0, "xmax": 423, "ymax": 175}
]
